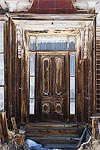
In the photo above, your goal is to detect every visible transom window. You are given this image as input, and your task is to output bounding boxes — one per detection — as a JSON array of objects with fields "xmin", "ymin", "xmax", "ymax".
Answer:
[{"xmin": 29, "ymin": 36, "xmax": 75, "ymax": 51}]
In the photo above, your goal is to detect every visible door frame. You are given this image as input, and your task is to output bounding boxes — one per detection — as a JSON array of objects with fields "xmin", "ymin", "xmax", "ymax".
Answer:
[{"xmin": 4, "ymin": 14, "xmax": 95, "ymax": 124}]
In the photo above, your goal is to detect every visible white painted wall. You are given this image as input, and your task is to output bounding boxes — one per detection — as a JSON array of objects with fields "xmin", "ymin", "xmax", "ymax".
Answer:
[{"xmin": 95, "ymin": 1, "xmax": 100, "ymax": 25}]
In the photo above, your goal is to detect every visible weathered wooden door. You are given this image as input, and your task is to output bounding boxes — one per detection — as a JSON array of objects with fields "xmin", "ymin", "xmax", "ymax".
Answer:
[{"xmin": 36, "ymin": 52, "xmax": 69, "ymax": 122}]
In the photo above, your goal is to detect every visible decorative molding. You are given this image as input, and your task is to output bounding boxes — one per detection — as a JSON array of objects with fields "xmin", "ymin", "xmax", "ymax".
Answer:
[
  {"xmin": 16, "ymin": 27, "xmax": 23, "ymax": 59},
  {"xmin": 72, "ymin": 0, "xmax": 99, "ymax": 12},
  {"xmin": 42, "ymin": 102, "xmax": 50, "ymax": 114},
  {"xmin": 42, "ymin": 57, "xmax": 50, "ymax": 96},
  {"xmin": 72, "ymin": 0, "xmax": 88, "ymax": 11},
  {"xmin": 80, "ymin": 28, "xmax": 85, "ymax": 59},
  {"xmin": 0, "ymin": 0, "xmax": 34, "ymax": 12},
  {"xmin": 54, "ymin": 102, "xmax": 62, "ymax": 114},
  {"xmin": 84, "ymin": 26, "xmax": 89, "ymax": 59}
]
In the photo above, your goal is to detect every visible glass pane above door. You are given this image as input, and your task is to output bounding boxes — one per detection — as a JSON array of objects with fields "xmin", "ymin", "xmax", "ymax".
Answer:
[
  {"xmin": 29, "ymin": 35, "xmax": 76, "ymax": 51},
  {"xmin": 37, "ymin": 36, "xmax": 68, "ymax": 50}
]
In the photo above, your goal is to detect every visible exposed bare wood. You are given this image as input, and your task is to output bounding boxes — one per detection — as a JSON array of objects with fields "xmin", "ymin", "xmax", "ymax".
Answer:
[
  {"xmin": 96, "ymin": 26, "xmax": 100, "ymax": 115},
  {"xmin": 90, "ymin": 116, "xmax": 100, "ymax": 139},
  {"xmin": 0, "ymin": 111, "xmax": 9, "ymax": 143},
  {"xmin": 2, "ymin": 14, "xmax": 96, "ymax": 124}
]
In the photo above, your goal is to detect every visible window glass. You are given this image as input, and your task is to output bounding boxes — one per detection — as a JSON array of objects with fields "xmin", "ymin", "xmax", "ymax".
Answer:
[
  {"xmin": 70, "ymin": 54, "xmax": 75, "ymax": 115},
  {"xmin": 0, "ymin": 23, "xmax": 4, "ymax": 52},
  {"xmin": 70, "ymin": 99, "xmax": 75, "ymax": 114},
  {"xmin": 29, "ymin": 35, "xmax": 76, "ymax": 51},
  {"xmin": 0, "ymin": 22, "xmax": 4, "ymax": 111},
  {"xmin": 30, "ymin": 77, "xmax": 35, "ymax": 98},
  {"xmin": 69, "ymin": 36, "xmax": 75, "ymax": 50},
  {"xmin": 0, "ymin": 54, "xmax": 4, "ymax": 85},
  {"xmin": 0, "ymin": 54, "xmax": 4, "ymax": 68},
  {"xmin": 37, "ymin": 36, "xmax": 67, "ymax": 50},
  {"xmin": 70, "ymin": 55, "xmax": 75, "ymax": 76},
  {"xmin": 29, "ymin": 99, "xmax": 35, "ymax": 114},
  {"xmin": 29, "ymin": 54, "xmax": 35, "ymax": 114},
  {"xmin": 70, "ymin": 77, "xmax": 75, "ymax": 98},
  {"xmin": 0, "ymin": 69, "xmax": 4, "ymax": 85},
  {"xmin": 0, "ymin": 87, "xmax": 4, "ymax": 110},
  {"xmin": 30, "ymin": 54, "xmax": 35, "ymax": 76},
  {"xmin": 29, "ymin": 36, "xmax": 36, "ymax": 50}
]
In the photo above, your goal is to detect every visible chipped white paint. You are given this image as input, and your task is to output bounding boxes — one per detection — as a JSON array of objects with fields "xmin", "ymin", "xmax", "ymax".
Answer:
[
  {"xmin": 14, "ymin": 21, "xmax": 92, "ymax": 37},
  {"xmin": 73, "ymin": 0, "xmax": 99, "ymax": 11},
  {"xmin": 0, "ymin": 0, "xmax": 34, "ymax": 12},
  {"xmin": 87, "ymin": 0, "xmax": 99, "ymax": 10},
  {"xmin": 73, "ymin": 0, "xmax": 88, "ymax": 10},
  {"xmin": 73, "ymin": 0, "xmax": 100, "ymax": 25}
]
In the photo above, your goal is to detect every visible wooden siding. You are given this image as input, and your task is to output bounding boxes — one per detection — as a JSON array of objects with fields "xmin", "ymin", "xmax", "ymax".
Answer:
[{"xmin": 96, "ymin": 26, "xmax": 100, "ymax": 114}]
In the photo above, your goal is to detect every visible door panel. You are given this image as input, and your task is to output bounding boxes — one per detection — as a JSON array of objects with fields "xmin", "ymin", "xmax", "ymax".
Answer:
[
  {"xmin": 42, "ymin": 57, "xmax": 50, "ymax": 95},
  {"xmin": 55, "ymin": 57, "xmax": 63, "ymax": 95},
  {"xmin": 36, "ymin": 52, "xmax": 69, "ymax": 122}
]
